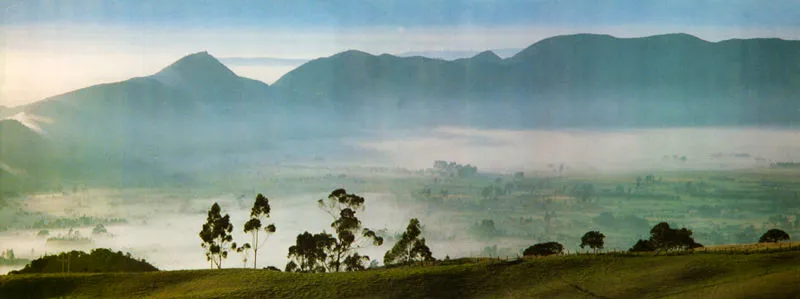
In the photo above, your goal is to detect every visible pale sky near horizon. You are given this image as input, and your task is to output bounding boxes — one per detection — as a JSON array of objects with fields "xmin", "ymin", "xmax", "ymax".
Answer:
[{"xmin": 2, "ymin": 0, "xmax": 799, "ymax": 107}]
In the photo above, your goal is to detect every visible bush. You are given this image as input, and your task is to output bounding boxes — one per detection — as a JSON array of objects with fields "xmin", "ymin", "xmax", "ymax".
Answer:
[{"xmin": 523, "ymin": 242, "xmax": 564, "ymax": 257}]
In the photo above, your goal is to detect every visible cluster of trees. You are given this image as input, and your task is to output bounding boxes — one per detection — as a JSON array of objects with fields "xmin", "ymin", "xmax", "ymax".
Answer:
[
  {"xmin": 470, "ymin": 219, "xmax": 502, "ymax": 238},
  {"xmin": 199, "ymin": 189, "xmax": 793, "ymax": 271},
  {"xmin": 630, "ymin": 222, "xmax": 703, "ymax": 252},
  {"xmin": 2, "ymin": 249, "xmax": 15, "ymax": 260},
  {"xmin": 92, "ymin": 224, "xmax": 108, "ymax": 235},
  {"xmin": 200, "ymin": 189, "xmax": 436, "ymax": 272},
  {"xmin": 480, "ymin": 182, "xmax": 516, "ymax": 200},
  {"xmin": 432, "ymin": 160, "xmax": 478, "ymax": 178},
  {"xmin": 0, "ymin": 249, "xmax": 28, "ymax": 266},
  {"xmin": 523, "ymin": 242, "xmax": 564, "ymax": 256},
  {"xmin": 10, "ymin": 248, "xmax": 157, "ymax": 274},
  {"xmin": 286, "ymin": 189, "xmax": 384, "ymax": 272},
  {"xmin": 199, "ymin": 193, "xmax": 276, "ymax": 269},
  {"xmin": 522, "ymin": 231, "xmax": 605, "ymax": 257},
  {"xmin": 523, "ymin": 224, "xmax": 791, "ymax": 257},
  {"xmin": 770, "ymin": 162, "xmax": 800, "ymax": 168},
  {"xmin": 30, "ymin": 216, "xmax": 126, "ymax": 229}
]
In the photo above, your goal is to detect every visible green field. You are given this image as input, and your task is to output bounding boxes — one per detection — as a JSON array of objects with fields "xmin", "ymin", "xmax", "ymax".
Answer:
[{"xmin": 3, "ymin": 248, "xmax": 800, "ymax": 299}]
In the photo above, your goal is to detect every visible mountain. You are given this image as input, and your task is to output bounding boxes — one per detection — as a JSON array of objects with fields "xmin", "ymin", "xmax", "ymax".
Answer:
[
  {"xmin": 22, "ymin": 51, "xmax": 274, "ymax": 145},
  {"xmin": 7, "ymin": 33, "xmax": 800, "ymax": 191},
  {"xmin": 27, "ymin": 51, "xmax": 270, "ymax": 121},
  {"xmin": 275, "ymin": 33, "xmax": 800, "ymax": 128},
  {"xmin": 0, "ymin": 119, "xmax": 54, "ymax": 192},
  {"xmin": 9, "ymin": 52, "xmax": 276, "ymax": 189}
]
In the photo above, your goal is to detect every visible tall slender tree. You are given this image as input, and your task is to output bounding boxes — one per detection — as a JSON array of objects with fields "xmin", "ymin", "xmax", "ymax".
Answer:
[
  {"xmin": 243, "ymin": 193, "xmax": 277, "ymax": 269},
  {"xmin": 199, "ymin": 202, "xmax": 234, "ymax": 269},
  {"xmin": 317, "ymin": 188, "xmax": 383, "ymax": 272},
  {"xmin": 233, "ymin": 242, "xmax": 252, "ymax": 268}
]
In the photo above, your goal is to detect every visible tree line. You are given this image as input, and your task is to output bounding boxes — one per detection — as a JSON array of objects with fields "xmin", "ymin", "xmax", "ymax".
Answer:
[
  {"xmin": 524, "ymin": 223, "xmax": 791, "ymax": 257},
  {"xmin": 200, "ymin": 188, "xmax": 793, "ymax": 271},
  {"xmin": 199, "ymin": 188, "xmax": 434, "ymax": 272}
]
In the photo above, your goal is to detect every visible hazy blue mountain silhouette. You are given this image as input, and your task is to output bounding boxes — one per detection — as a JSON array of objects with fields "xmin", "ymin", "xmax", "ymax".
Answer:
[
  {"xmin": 8, "ymin": 33, "xmax": 800, "ymax": 190},
  {"xmin": 14, "ymin": 52, "xmax": 274, "ymax": 188},
  {"xmin": 275, "ymin": 33, "xmax": 800, "ymax": 128}
]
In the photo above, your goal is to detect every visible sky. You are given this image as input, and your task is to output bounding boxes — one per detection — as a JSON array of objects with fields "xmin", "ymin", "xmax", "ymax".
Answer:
[{"xmin": 2, "ymin": 0, "xmax": 800, "ymax": 107}]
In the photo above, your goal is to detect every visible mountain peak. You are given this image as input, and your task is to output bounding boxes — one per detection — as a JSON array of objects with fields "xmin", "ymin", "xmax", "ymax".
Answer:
[
  {"xmin": 471, "ymin": 50, "xmax": 501, "ymax": 62},
  {"xmin": 332, "ymin": 50, "xmax": 375, "ymax": 59},
  {"xmin": 152, "ymin": 51, "xmax": 240, "ymax": 87}
]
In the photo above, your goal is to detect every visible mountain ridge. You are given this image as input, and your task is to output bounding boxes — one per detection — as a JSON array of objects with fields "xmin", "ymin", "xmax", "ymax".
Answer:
[
  {"xmin": 4, "ymin": 32, "xmax": 800, "ymax": 192},
  {"xmin": 14, "ymin": 32, "xmax": 800, "ymax": 131}
]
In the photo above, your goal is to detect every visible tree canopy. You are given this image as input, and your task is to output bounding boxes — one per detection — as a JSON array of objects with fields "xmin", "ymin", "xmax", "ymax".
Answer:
[
  {"xmin": 243, "ymin": 193, "xmax": 277, "ymax": 269},
  {"xmin": 286, "ymin": 188, "xmax": 383, "ymax": 273},
  {"xmin": 579, "ymin": 231, "xmax": 605, "ymax": 252},
  {"xmin": 759, "ymin": 229, "xmax": 790, "ymax": 243},
  {"xmin": 523, "ymin": 242, "xmax": 564, "ymax": 257},
  {"xmin": 10, "ymin": 249, "xmax": 157, "ymax": 274},
  {"xmin": 384, "ymin": 218, "xmax": 435, "ymax": 265},
  {"xmin": 199, "ymin": 202, "xmax": 234, "ymax": 269},
  {"xmin": 286, "ymin": 231, "xmax": 336, "ymax": 273},
  {"xmin": 629, "ymin": 222, "xmax": 702, "ymax": 252}
]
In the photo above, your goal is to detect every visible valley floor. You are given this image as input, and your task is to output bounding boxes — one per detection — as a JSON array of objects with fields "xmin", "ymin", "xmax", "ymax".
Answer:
[{"xmin": 2, "ymin": 247, "xmax": 800, "ymax": 299}]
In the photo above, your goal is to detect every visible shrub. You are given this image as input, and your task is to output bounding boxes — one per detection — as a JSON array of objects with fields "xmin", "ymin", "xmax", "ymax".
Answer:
[{"xmin": 523, "ymin": 242, "xmax": 564, "ymax": 257}]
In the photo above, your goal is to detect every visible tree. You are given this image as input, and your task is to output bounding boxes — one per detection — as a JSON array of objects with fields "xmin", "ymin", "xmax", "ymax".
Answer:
[
  {"xmin": 649, "ymin": 222, "xmax": 702, "ymax": 251},
  {"xmin": 243, "ymin": 193, "xmax": 277, "ymax": 269},
  {"xmin": 199, "ymin": 202, "xmax": 234, "ymax": 269},
  {"xmin": 759, "ymin": 229, "xmax": 790, "ymax": 243},
  {"xmin": 384, "ymin": 218, "xmax": 435, "ymax": 265},
  {"xmin": 580, "ymin": 231, "xmax": 605, "ymax": 252},
  {"xmin": 629, "ymin": 222, "xmax": 702, "ymax": 252},
  {"xmin": 233, "ymin": 243, "xmax": 252, "ymax": 268},
  {"xmin": 410, "ymin": 238, "xmax": 434, "ymax": 263},
  {"xmin": 629, "ymin": 239, "xmax": 655, "ymax": 252},
  {"xmin": 523, "ymin": 242, "xmax": 564, "ymax": 257},
  {"xmin": 92, "ymin": 224, "xmax": 108, "ymax": 235},
  {"xmin": 317, "ymin": 188, "xmax": 384, "ymax": 272},
  {"xmin": 286, "ymin": 231, "xmax": 335, "ymax": 273}
]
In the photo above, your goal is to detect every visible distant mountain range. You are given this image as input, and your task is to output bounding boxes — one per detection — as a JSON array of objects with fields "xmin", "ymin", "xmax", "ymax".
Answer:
[
  {"xmin": 219, "ymin": 57, "xmax": 310, "ymax": 67},
  {"xmin": 275, "ymin": 33, "xmax": 800, "ymax": 128},
  {"xmin": 3, "ymin": 33, "xmax": 800, "ymax": 191},
  {"xmin": 395, "ymin": 48, "xmax": 521, "ymax": 60}
]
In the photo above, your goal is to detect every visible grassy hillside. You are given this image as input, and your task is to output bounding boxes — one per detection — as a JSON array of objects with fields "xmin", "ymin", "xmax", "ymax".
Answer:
[{"xmin": 2, "ymin": 249, "xmax": 800, "ymax": 299}]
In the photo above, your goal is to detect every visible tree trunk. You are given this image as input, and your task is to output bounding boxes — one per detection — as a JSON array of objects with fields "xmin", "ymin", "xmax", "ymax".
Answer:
[{"xmin": 253, "ymin": 231, "xmax": 259, "ymax": 269}]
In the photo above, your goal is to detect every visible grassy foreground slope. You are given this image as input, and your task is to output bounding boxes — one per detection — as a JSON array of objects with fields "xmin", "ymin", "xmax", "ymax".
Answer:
[{"xmin": 2, "ymin": 251, "xmax": 800, "ymax": 299}]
